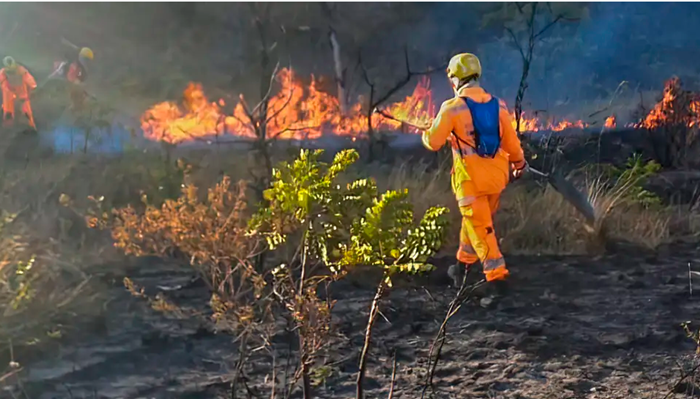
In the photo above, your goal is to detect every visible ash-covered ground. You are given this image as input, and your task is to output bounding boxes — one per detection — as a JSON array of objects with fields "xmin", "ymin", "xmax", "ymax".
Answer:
[{"xmin": 7, "ymin": 244, "xmax": 699, "ymax": 399}]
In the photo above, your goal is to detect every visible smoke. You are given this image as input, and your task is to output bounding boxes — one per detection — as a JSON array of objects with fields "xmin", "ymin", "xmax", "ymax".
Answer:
[
  {"xmin": 476, "ymin": 3, "xmax": 700, "ymax": 120},
  {"xmin": 5, "ymin": 3, "xmax": 700, "ymax": 123},
  {"xmin": 393, "ymin": 3, "xmax": 700, "ymax": 122}
]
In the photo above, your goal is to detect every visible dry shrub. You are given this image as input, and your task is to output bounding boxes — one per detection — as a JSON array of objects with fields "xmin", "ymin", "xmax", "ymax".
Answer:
[
  {"xmin": 86, "ymin": 171, "xmax": 270, "ymax": 337},
  {"xmin": 642, "ymin": 76, "xmax": 700, "ymax": 169},
  {"xmin": 497, "ymin": 179, "xmax": 672, "ymax": 255},
  {"xmin": 605, "ymin": 204, "xmax": 671, "ymax": 249}
]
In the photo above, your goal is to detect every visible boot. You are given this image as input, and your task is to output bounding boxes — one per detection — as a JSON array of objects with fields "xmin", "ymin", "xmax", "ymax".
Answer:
[
  {"xmin": 479, "ymin": 279, "xmax": 511, "ymax": 308},
  {"xmin": 447, "ymin": 261, "xmax": 480, "ymax": 288},
  {"xmin": 447, "ymin": 261, "xmax": 467, "ymax": 288}
]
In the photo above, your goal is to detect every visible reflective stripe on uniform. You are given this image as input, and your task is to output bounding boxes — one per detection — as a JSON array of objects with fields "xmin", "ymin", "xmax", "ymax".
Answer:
[
  {"xmin": 459, "ymin": 242, "xmax": 476, "ymax": 254},
  {"xmin": 483, "ymin": 257, "xmax": 505, "ymax": 271},
  {"xmin": 457, "ymin": 195, "xmax": 476, "ymax": 207}
]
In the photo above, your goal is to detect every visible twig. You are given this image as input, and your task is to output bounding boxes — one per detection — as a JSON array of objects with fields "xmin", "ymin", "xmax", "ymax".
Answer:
[
  {"xmin": 370, "ymin": 48, "xmax": 444, "ymax": 110},
  {"xmin": 253, "ymin": 62, "xmax": 282, "ymax": 118},
  {"xmin": 0, "ymin": 368, "xmax": 23, "ymax": 384},
  {"xmin": 356, "ymin": 282, "xmax": 386, "ymax": 399},
  {"xmin": 373, "ymin": 109, "xmax": 428, "ymax": 131},
  {"xmin": 533, "ymin": 15, "xmax": 565, "ymax": 40},
  {"xmin": 421, "ymin": 273, "xmax": 486, "ymax": 398},
  {"xmin": 387, "ymin": 351, "xmax": 398, "ymax": 399},
  {"xmin": 64, "ymin": 383, "xmax": 75, "ymax": 398},
  {"xmin": 270, "ymin": 352, "xmax": 277, "ymax": 399},
  {"xmin": 689, "ymin": 261, "xmax": 693, "ymax": 297},
  {"xmin": 663, "ymin": 361, "xmax": 700, "ymax": 399},
  {"xmin": 505, "ymin": 27, "xmax": 525, "ymax": 60}
]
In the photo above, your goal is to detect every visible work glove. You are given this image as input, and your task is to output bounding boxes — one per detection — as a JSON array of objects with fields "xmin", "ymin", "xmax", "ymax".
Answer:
[{"xmin": 511, "ymin": 161, "xmax": 528, "ymax": 181}]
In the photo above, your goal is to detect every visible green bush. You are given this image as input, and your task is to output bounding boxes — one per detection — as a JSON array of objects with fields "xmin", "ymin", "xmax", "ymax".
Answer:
[{"xmin": 249, "ymin": 148, "xmax": 449, "ymax": 398}]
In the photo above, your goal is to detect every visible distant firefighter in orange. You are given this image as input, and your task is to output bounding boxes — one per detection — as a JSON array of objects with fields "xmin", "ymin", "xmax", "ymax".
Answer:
[
  {"xmin": 49, "ymin": 46, "xmax": 94, "ymax": 112},
  {"xmin": 0, "ymin": 56, "xmax": 37, "ymax": 129}
]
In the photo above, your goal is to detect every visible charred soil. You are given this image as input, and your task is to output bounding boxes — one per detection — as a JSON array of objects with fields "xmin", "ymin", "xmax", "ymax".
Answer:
[{"xmin": 4, "ymin": 242, "xmax": 700, "ymax": 399}]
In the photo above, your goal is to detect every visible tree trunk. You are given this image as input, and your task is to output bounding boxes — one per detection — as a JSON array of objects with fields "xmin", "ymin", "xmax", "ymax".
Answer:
[
  {"xmin": 329, "ymin": 28, "xmax": 347, "ymax": 116},
  {"xmin": 300, "ymin": 336, "xmax": 312, "ymax": 399}
]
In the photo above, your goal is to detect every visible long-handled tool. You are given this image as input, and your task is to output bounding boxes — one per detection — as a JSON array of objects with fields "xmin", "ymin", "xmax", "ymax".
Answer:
[
  {"xmin": 526, "ymin": 165, "xmax": 595, "ymax": 224},
  {"xmin": 374, "ymin": 108, "xmax": 596, "ymax": 225}
]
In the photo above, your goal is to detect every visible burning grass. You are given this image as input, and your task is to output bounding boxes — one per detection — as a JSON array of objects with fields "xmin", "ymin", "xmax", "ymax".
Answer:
[
  {"xmin": 140, "ymin": 67, "xmax": 591, "ymax": 145},
  {"xmin": 141, "ymin": 68, "xmax": 436, "ymax": 144}
]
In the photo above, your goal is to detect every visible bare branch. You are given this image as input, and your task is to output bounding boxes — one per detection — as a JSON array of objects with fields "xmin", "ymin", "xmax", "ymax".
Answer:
[
  {"xmin": 515, "ymin": 2, "xmax": 525, "ymax": 14},
  {"xmin": 268, "ymin": 125, "xmax": 323, "ymax": 141},
  {"xmin": 238, "ymin": 94, "xmax": 256, "ymax": 127},
  {"xmin": 252, "ymin": 62, "xmax": 282, "ymax": 117},
  {"xmin": 388, "ymin": 351, "xmax": 398, "ymax": 399},
  {"xmin": 358, "ymin": 52, "xmax": 373, "ymax": 89},
  {"xmin": 264, "ymin": 85, "xmax": 297, "ymax": 127},
  {"xmin": 229, "ymin": 113, "xmax": 256, "ymax": 134},
  {"xmin": 663, "ymin": 362, "xmax": 700, "ymax": 399},
  {"xmin": 403, "ymin": 45, "xmax": 411, "ymax": 75},
  {"xmin": 505, "ymin": 27, "xmax": 526, "ymax": 60},
  {"xmin": 533, "ymin": 15, "xmax": 564, "ymax": 40},
  {"xmin": 371, "ymin": 51, "xmax": 445, "ymax": 109}
]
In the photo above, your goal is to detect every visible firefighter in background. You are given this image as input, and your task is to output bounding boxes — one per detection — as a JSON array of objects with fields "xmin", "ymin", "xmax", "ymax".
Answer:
[
  {"xmin": 49, "ymin": 46, "xmax": 93, "ymax": 112},
  {"xmin": 0, "ymin": 56, "xmax": 37, "ymax": 129},
  {"xmin": 421, "ymin": 53, "xmax": 527, "ymax": 289}
]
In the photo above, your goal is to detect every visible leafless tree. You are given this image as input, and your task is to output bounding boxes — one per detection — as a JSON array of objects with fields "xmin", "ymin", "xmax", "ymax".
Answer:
[
  {"xmin": 359, "ymin": 47, "xmax": 445, "ymax": 161},
  {"xmin": 499, "ymin": 3, "xmax": 580, "ymax": 135}
]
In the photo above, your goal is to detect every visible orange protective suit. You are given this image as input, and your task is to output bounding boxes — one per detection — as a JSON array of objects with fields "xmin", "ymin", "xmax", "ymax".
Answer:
[
  {"xmin": 52, "ymin": 60, "xmax": 88, "ymax": 112},
  {"xmin": 422, "ymin": 85, "xmax": 526, "ymax": 282},
  {"xmin": 0, "ymin": 66, "xmax": 37, "ymax": 129}
]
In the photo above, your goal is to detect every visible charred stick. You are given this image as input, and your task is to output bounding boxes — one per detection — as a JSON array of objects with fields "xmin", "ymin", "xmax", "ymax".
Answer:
[{"xmin": 373, "ymin": 109, "xmax": 429, "ymax": 131}]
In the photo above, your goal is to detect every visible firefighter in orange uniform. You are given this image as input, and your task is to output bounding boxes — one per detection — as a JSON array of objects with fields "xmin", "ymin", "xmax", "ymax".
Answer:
[
  {"xmin": 0, "ymin": 56, "xmax": 37, "ymax": 129},
  {"xmin": 49, "ymin": 47, "xmax": 93, "ymax": 111},
  {"xmin": 421, "ymin": 53, "xmax": 527, "ymax": 290}
]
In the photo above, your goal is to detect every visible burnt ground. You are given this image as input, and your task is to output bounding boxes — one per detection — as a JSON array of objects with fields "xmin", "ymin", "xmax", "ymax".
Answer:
[{"xmin": 3, "ymin": 243, "xmax": 700, "ymax": 399}]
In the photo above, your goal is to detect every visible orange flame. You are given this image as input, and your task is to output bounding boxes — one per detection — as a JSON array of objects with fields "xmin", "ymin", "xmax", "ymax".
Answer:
[
  {"xmin": 141, "ymin": 67, "xmax": 594, "ymax": 144},
  {"xmin": 141, "ymin": 68, "xmax": 434, "ymax": 144},
  {"xmin": 638, "ymin": 77, "xmax": 700, "ymax": 129},
  {"xmin": 510, "ymin": 113, "xmax": 588, "ymax": 133},
  {"xmin": 604, "ymin": 115, "xmax": 617, "ymax": 129}
]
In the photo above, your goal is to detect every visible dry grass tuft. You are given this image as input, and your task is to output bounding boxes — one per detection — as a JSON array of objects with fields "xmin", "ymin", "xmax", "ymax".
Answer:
[
  {"xmin": 368, "ymin": 159, "xmax": 680, "ymax": 256},
  {"xmin": 497, "ymin": 184, "xmax": 591, "ymax": 255}
]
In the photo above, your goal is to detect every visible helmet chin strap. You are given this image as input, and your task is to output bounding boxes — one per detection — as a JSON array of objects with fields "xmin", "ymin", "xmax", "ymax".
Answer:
[
  {"xmin": 451, "ymin": 77, "xmax": 461, "ymax": 95},
  {"xmin": 451, "ymin": 76, "xmax": 480, "ymax": 95}
]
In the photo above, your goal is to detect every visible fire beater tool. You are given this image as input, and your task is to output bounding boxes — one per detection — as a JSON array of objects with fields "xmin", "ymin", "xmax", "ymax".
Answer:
[{"xmin": 374, "ymin": 108, "xmax": 596, "ymax": 226}]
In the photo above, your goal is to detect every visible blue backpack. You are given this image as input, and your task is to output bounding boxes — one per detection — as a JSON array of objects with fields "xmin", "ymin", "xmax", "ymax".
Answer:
[{"xmin": 454, "ymin": 96, "xmax": 501, "ymax": 158}]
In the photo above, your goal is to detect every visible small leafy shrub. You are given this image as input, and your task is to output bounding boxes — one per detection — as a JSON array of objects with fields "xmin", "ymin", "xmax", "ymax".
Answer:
[
  {"xmin": 249, "ymin": 148, "xmax": 449, "ymax": 399},
  {"xmin": 84, "ymin": 148, "xmax": 449, "ymax": 399},
  {"xmin": 0, "ymin": 212, "xmax": 35, "ymax": 316}
]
